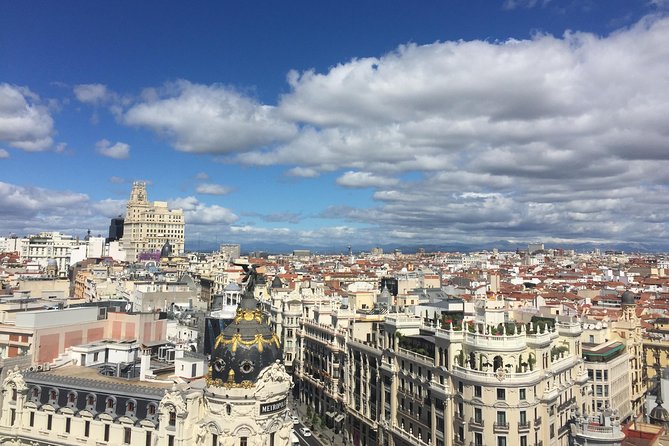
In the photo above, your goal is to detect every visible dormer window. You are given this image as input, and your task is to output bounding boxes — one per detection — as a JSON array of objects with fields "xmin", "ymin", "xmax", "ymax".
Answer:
[
  {"xmin": 68, "ymin": 393, "xmax": 76, "ymax": 404},
  {"xmin": 148, "ymin": 404, "xmax": 156, "ymax": 416},
  {"xmin": 49, "ymin": 390, "xmax": 58, "ymax": 401},
  {"xmin": 32, "ymin": 388, "xmax": 39, "ymax": 398},
  {"xmin": 127, "ymin": 401, "xmax": 135, "ymax": 412},
  {"xmin": 87, "ymin": 395, "xmax": 95, "ymax": 406},
  {"xmin": 107, "ymin": 398, "xmax": 115, "ymax": 409}
]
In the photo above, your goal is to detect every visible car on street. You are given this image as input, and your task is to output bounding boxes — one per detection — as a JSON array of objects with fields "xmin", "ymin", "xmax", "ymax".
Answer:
[
  {"xmin": 300, "ymin": 427, "xmax": 312, "ymax": 437},
  {"xmin": 292, "ymin": 415, "xmax": 300, "ymax": 425}
]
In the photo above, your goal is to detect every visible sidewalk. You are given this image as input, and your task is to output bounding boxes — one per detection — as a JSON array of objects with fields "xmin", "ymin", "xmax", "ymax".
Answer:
[{"xmin": 291, "ymin": 396, "xmax": 347, "ymax": 446}]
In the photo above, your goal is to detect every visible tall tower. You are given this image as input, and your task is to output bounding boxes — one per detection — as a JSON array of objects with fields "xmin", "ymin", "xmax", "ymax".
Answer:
[{"xmin": 121, "ymin": 182, "xmax": 185, "ymax": 261}]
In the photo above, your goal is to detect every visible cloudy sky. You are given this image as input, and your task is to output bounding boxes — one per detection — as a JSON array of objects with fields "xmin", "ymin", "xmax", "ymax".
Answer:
[{"xmin": 1, "ymin": 1, "xmax": 668, "ymax": 251}]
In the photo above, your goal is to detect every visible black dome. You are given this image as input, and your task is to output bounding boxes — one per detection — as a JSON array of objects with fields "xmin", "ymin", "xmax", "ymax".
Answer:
[
  {"xmin": 621, "ymin": 291, "xmax": 636, "ymax": 306},
  {"xmin": 208, "ymin": 265, "xmax": 281, "ymax": 386}
]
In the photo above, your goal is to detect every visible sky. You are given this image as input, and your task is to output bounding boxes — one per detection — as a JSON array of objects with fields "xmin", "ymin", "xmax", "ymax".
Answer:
[{"xmin": 1, "ymin": 0, "xmax": 669, "ymax": 252}]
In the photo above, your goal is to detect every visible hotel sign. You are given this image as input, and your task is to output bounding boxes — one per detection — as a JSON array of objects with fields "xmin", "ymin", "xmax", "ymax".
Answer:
[{"xmin": 259, "ymin": 398, "xmax": 287, "ymax": 415}]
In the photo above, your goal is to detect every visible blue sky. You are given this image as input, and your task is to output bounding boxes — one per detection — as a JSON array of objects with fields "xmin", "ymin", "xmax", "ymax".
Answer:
[{"xmin": 1, "ymin": 1, "xmax": 668, "ymax": 250}]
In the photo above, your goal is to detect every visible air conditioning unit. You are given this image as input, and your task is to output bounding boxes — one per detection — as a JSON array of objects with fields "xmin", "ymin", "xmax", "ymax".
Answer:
[{"xmin": 28, "ymin": 366, "xmax": 37, "ymax": 372}]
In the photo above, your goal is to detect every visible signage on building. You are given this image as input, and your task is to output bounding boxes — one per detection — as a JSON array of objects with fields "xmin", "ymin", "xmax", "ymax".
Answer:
[{"xmin": 259, "ymin": 398, "xmax": 287, "ymax": 415}]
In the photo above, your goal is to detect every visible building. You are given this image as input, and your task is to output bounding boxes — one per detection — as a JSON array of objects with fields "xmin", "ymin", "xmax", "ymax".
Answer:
[
  {"xmin": 0, "ymin": 265, "xmax": 293, "ymax": 446},
  {"xmin": 107, "ymin": 216, "xmax": 124, "ymax": 242},
  {"xmin": 219, "ymin": 244, "xmax": 241, "ymax": 261},
  {"xmin": 120, "ymin": 182, "xmax": 185, "ymax": 262}
]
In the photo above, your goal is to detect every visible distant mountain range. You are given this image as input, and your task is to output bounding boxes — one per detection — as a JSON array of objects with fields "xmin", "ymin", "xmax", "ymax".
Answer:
[{"xmin": 185, "ymin": 239, "xmax": 669, "ymax": 255}]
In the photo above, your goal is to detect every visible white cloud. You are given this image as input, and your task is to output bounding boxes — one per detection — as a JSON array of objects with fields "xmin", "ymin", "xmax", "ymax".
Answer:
[
  {"xmin": 109, "ymin": 176, "xmax": 126, "ymax": 184},
  {"xmin": 0, "ymin": 84, "xmax": 54, "ymax": 151},
  {"xmin": 286, "ymin": 166, "xmax": 320, "ymax": 178},
  {"xmin": 194, "ymin": 172, "xmax": 209, "ymax": 180},
  {"xmin": 168, "ymin": 196, "xmax": 238, "ymax": 225},
  {"xmin": 124, "ymin": 80, "xmax": 296, "ymax": 153},
  {"xmin": 196, "ymin": 183, "xmax": 232, "ymax": 195},
  {"xmin": 0, "ymin": 148, "xmax": 8, "ymax": 159},
  {"xmin": 73, "ymin": 83, "xmax": 109, "ymax": 104},
  {"xmin": 336, "ymin": 171, "xmax": 399, "ymax": 188},
  {"xmin": 96, "ymin": 139, "xmax": 130, "ymax": 159}
]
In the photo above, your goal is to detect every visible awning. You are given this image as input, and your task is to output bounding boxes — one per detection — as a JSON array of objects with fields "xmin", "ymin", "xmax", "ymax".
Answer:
[{"xmin": 335, "ymin": 414, "xmax": 345, "ymax": 423}]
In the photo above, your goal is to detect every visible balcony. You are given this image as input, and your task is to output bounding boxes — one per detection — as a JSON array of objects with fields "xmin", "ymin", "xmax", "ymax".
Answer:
[
  {"xmin": 518, "ymin": 421, "xmax": 531, "ymax": 431},
  {"xmin": 534, "ymin": 418, "xmax": 542, "ymax": 429},
  {"xmin": 468, "ymin": 418, "xmax": 484, "ymax": 431},
  {"xmin": 493, "ymin": 422, "xmax": 509, "ymax": 433}
]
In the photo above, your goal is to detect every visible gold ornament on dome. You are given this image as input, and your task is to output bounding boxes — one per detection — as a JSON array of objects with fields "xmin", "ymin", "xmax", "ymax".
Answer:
[
  {"xmin": 233, "ymin": 308, "xmax": 264, "ymax": 324},
  {"xmin": 213, "ymin": 332, "xmax": 281, "ymax": 353}
]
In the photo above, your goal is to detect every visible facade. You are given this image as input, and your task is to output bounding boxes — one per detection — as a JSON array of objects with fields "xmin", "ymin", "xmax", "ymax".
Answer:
[{"xmin": 121, "ymin": 182, "xmax": 185, "ymax": 262}]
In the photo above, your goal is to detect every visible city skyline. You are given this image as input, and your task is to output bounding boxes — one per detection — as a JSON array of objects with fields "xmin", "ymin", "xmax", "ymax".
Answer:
[{"xmin": 2, "ymin": 1, "xmax": 669, "ymax": 250}]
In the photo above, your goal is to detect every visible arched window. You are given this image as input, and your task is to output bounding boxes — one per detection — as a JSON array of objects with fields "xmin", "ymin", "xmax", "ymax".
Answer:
[
  {"xmin": 107, "ymin": 398, "xmax": 115, "ymax": 409},
  {"xmin": 147, "ymin": 403, "xmax": 157, "ymax": 416},
  {"xmin": 493, "ymin": 356, "xmax": 503, "ymax": 371}
]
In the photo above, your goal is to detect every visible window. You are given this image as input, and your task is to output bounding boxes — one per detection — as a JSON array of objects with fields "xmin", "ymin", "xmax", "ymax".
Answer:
[
  {"xmin": 497, "ymin": 437, "xmax": 507, "ymax": 446},
  {"xmin": 270, "ymin": 432, "xmax": 275, "ymax": 446},
  {"xmin": 519, "ymin": 388, "xmax": 526, "ymax": 400},
  {"xmin": 148, "ymin": 404, "xmax": 156, "ymax": 415},
  {"xmin": 497, "ymin": 388, "xmax": 506, "ymax": 400},
  {"xmin": 474, "ymin": 433, "xmax": 483, "ymax": 446},
  {"xmin": 520, "ymin": 436, "xmax": 527, "ymax": 446},
  {"xmin": 146, "ymin": 431, "xmax": 152, "ymax": 446},
  {"xmin": 124, "ymin": 427, "xmax": 132, "ymax": 444},
  {"xmin": 10, "ymin": 409, "xmax": 15, "ymax": 426},
  {"xmin": 458, "ymin": 381, "xmax": 463, "ymax": 392},
  {"xmin": 11, "ymin": 388, "xmax": 17, "ymax": 401},
  {"xmin": 29, "ymin": 412, "xmax": 35, "ymax": 427},
  {"xmin": 87, "ymin": 395, "xmax": 95, "ymax": 406},
  {"xmin": 550, "ymin": 423, "xmax": 555, "ymax": 438},
  {"xmin": 474, "ymin": 385, "xmax": 482, "ymax": 398},
  {"xmin": 169, "ymin": 410, "xmax": 177, "ymax": 426},
  {"xmin": 520, "ymin": 411, "xmax": 527, "ymax": 424},
  {"xmin": 47, "ymin": 414, "xmax": 53, "ymax": 430},
  {"xmin": 69, "ymin": 393, "xmax": 76, "ymax": 404},
  {"xmin": 496, "ymin": 411, "xmax": 507, "ymax": 425},
  {"xmin": 107, "ymin": 398, "xmax": 115, "ymax": 409},
  {"xmin": 127, "ymin": 401, "xmax": 135, "ymax": 412},
  {"xmin": 474, "ymin": 407, "xmax": 482, "ymax": 423},
  {"xmin": 168, "ymin": 435, "xmax": 175, "ymax": 446},
  {"xmin": 241, "ymin": 438, "xmax": 248, "ymax": 446},
  {"xmin": 65, "ymin": 418, "xmax": 71, "ymax": 434},
  {"xmin": 85, "ymin": 421, "xmax": 90, "ymax": 437},
  {"xmin": 212, "ymin": 434, "xmax": 218, "ymax": 446},
  {"xmin": 104, "ymin": 424, "xmax": 110, "ymax": 441}
]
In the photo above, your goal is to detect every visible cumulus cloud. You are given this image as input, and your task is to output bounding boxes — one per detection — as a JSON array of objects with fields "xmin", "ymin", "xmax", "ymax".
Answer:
[
  {"xmin": 168, "ymin": 196, "xmax": 238, "ymax": 225},
  {"xmin": 194, "ymin": 172, "xmax": 209, "ymax": 180},
  {"xmin": 73, "ymin": 83, "xmax": 110, "ymax": 104},
  {"xmin": 196, "ymin": 183, "xmax": 232, "ymax": 195},
  {"xmin": 96, "ymin": 139, "xmax": 130, "ymax": 159},
  {"xmin": 0, "ymin": 84, "xmax": 54, "ymax": 151},
  {"xmin": 0, "ymin": 182, "xmax": 121, "ymax": 236},
  {"xmin": 124, "ymin": 80, "xmax": 296, "ymax": 153},
  {"xmin": 0, "ymin": 148, "xmax": 8, "ymax": 159},
  {"xmin": 69, "ymin": 15, "xmax": 669, "ymax": 247},
  {"xmin": 109, "ymin": 176, "xmax": 126, "ymax": 184},
  {"xmin": 336, "ymin": 171, "xmax": 400, "ymax": 188}
]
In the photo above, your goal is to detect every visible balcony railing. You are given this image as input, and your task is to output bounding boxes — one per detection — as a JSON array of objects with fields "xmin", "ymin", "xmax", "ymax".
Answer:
[
  {"xmin": 493, "ymin": 422, "xmax": 509, "ymax": 432},
  {"xmin": 518, "ymin": 420, "xmax": 531, "ymax": 431}
]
